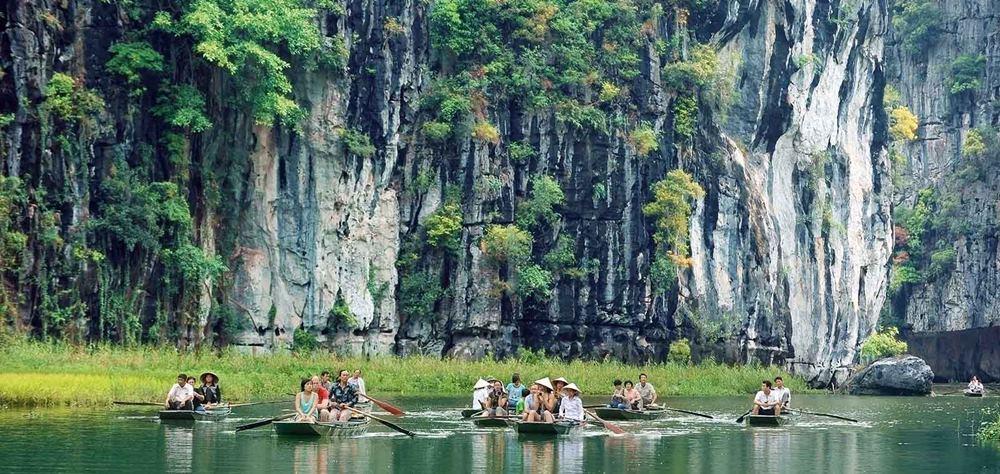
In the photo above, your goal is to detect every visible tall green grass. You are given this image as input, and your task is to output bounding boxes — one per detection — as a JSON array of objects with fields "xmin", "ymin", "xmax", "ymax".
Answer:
[{"xmin": 0, "ymin": 339, "xmax": 815, "ymax": 407}]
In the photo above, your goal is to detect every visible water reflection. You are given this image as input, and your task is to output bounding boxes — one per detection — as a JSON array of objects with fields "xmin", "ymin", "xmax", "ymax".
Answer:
[
  {"xmin": 556, "ymin": 437, "xmax": 584, "ymax": 473},
  {"xmin": 161, "ymin": 424, "xmax": 193, "ymax": 474}
]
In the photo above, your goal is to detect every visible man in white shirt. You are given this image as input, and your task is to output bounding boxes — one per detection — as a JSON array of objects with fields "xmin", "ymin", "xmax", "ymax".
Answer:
[
  {"xmin": 752, "ymin": 380, "xmax": 781, "ymax": 416},
  {"xmin": 968, "ymin": 376, "xmax": 984, "ymax": 393},
  {"xmin": 772, "ymin": 376, "xmax": 791, "ymax": 409},
  {"xmin": 164, "ymin": 373, "xmax": 195, "ymax": 410}
]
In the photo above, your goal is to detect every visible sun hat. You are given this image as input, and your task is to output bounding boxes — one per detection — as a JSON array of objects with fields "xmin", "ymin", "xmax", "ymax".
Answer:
[
  {"xmin": 562, "ymin": 383, "xmax": 581, "ymax": 394},
  {"xmin": 534, "ymin": 377, "xmax": 554, "ymax": 391},
  {"xmin": 486, "ymin": 376, "xmax": 500, "ymax": 383},
  {"xmin": 553, "ymin": 377, "xmax": 569, "ymax": 385},
  {"xmin": 473, "ymin": 378, "xmax": 489, "ymax": 389},
  {"xmin": 200, "ymin": 372, "xmax": 219, "ymax": 384}
]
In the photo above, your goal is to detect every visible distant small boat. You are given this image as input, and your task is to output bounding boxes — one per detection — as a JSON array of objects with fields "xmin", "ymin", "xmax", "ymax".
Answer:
[
  {"xmin": 510, "ymin": 420, "xmax": 583, "ymax": 436},
  {"xmin": 471, "ymin": 415, "xmax": 514, "ymax": 428},
  {"xmin": 593, "ymin": 407, "xmax": 667, "ymax": 421},
  {"xmin": 964, "ymin": 391, "xmax": 985, "ymax": 398},
  {"xmin": 159, "ymin": 408, "xmax": 231, "ymax": 422},
  {"xmin": 745, "ymin": 415, "xmax": 786, "ymax": 427},
  {"xmin": 273, "ymin": 419, "xmax": 370, "ymax": 437}
]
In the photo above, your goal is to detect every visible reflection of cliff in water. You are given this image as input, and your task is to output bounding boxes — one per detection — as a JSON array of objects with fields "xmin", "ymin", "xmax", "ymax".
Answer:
[{"xmin": 904, "ymin": 326, "xmax": 1000, "ymax": 382}]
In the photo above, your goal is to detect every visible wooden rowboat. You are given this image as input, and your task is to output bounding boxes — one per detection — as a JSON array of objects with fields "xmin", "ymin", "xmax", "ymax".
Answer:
[
  {"xmin": 461, "ymin": 408, "xmax": 482, "ymax": 418},
  {"xmin": 593, "ymin": 407, "xmax": 667, "ymax": 421},
  {"xmin": 273, "ymin": 419, "xmax": 371, "ymax": 437},
  {"xmin": 510, "ymin": 420, "xmax": 582, "ymax": 436},
  {"xmin": 471, "ymin": 415, "xmax": 515, "ymax": 428},
  {"xmin": 159, "ymin": 408, "xmax": 231, "ymax": 422},
  {"xmin": 964, "ymin": 391, "xmax": 985, "ymax": 397},
  {"xmin": 745, "ymin": 415, "xmax": 785, "ymax": 427}
]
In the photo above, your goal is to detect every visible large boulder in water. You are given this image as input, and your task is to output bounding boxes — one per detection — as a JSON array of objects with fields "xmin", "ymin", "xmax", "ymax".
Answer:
[{"xmin": 846, "ymin": 356, "xmax": 934, "ymax": 395}]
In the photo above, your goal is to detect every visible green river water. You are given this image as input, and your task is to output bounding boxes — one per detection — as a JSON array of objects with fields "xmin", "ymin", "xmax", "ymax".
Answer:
[{"xmin": 1, "ymin": 392, "xmax": 998, "ymax": 473}]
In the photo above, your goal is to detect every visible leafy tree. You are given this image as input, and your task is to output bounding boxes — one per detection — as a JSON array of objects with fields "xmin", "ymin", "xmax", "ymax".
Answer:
[
  {"xmin": 106, "ymin": 41, "xmax": 165, "ymax": 93},
  {"xmin": 340, "ymin": 129, "xmax": 376, "ymax": 157},
  {"xmin": 481, "ymin": 224, "xmax": 533, "ymax": 266},
  {"xmin": 668, "ymin": 338, "xmax": 692, "ymax": 364},
  {"xmin": 515, "ymin": 264, "xmax": 553, "ymax": 301},
  {"xmin": 515, "ymin": 176, "xmax": 565, "ymax": 230},
  {"xmin": 398, "ymin": 271, "xmax": 444, "ymax": 320},
  {"xmin": 425, "ymin": 202, "xmax": 464, "ymax": 254},
  {"xmin": 643, "ymin": 170, "xmax": 705, "ymax": 292},
  {"xmin": 892, "ymin": 0, "xmax": 943, "ymax": 55},
  {"xmin": 889, "ymin": 106, "xmax": 918, "ymax": 141},
  {"xmin": 629, "ymin": 124, "xmax": 659, "ymax": 157},
  {"xmin": 947, "ymin": 54, "xmax": 986, "ymax": 95},
  {"xmin": 962, "ymin": 129, "xmax": 987, "ymax": 157},
  {"xmin": 860, "ymin": 326, "xmax": 908, "ymax": 363}
]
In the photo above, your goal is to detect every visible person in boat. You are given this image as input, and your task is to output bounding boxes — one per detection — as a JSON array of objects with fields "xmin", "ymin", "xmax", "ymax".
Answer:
[
  {"xmin": 548, "ymin": 377, "xmax": 568, "ymax": 415},
  {"xmin": 187, "ymin": 376, "xmax": 206, "ymax": 412},
  {"xmin": 637, "ymin": 373, "xmax": 657, "ymax": 407},
  {"xmin": 505, "ymin": 373, "xmax": 524, "ymax": 412},
  {"xmin": 164, "ymin": 373, "xmax": 195, "ymax": 410},
  {"xmin": 608, "ymin": 379, "xmax": 627, "ymax": 409},
  {"xmin": 199, "ymin": 372, "xmax": 222, "ymax": 409},
  {"xmin": 481, "ymin": 378, "xmax": 508, "ymax": 417},
  {"xmin": 515, "ymin": 387, "xmax": 530, "ymax": 414},
  {"xmin": 320, "ymin": 371, "xmax": 334, "ymax": 393},
  {"xmin": 559, "ymin": 383, "xmax": 585, "ymax": 422},
  {"xmin": 294, "ymin": 378, "xmax": 319, "ymax": 422},
  {"xmin": 968, "ymin": 376, "xmax": 985, "ymax": 393},
  {"xmin": 349, "ymin": 369, "xmax": 368, "ymax": 396},
  {"xmin": 522, "ymin": 378, "xmax": 555, "ymax": 423},
  {"xmin": 472, "ymin": 378, "xmax": 490, "ymax": 409},
  {"xmin": 772, "ymin": 376, "xmax": 790, "ymax": 409},
  {"xmin": 751, "ymin": 380, "xmax": 781, "ymax": 416},
  {"xmin": 623, "ymin": 380, "xmax": 643, "ymax": 410},
  {"xmin": 329, "ymin": 369, "xmax": 359, "ymax": 422},
  {"xmin": 309, "ymin": 375, "xmax": 332, "ymax": 421}
]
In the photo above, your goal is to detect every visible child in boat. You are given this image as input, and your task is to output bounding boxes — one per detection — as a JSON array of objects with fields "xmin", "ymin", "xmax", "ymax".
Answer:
[
  {"xmin": 515, "ymin": 387, "xmax": 529, "ymax": 414},
  {"xmin": 295, "ymin": 378, "xmax": 319, "ymax": 422},
  {"xmin": 608, "ymin": 379, "xmax": 627, "ymax": 409}
]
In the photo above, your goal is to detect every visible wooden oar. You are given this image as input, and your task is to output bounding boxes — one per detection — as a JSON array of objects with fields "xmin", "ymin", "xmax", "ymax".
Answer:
[
  {"xmin": 792, "ymin": 409, "xmax": 858, "ymax": 423},
  {"xmin": 235, "ymin": 413, "xmax": 296, "ymax": 432},
  {"xmin": 113, "ymin": 401, "xmax": 164, "ymax": 407},
  {"xmin": 661, "ymin": 406, "xmax": 713, "ymax": 419},
  {"xmin": 228, "ymin": 400, "xmax": 285, "ymax": 408},
  {"xmin": 346, "ymin": 406, "xmax": 415, "ymax": 437},
  {"xmin": 934, "ymin": 390, "xmax": 963, "ymax": 396},
  {"xmin": 359, "ymin": 394, "xmax": 405, "ymax": 416},
  {"xmin": 584, "ymin": 409, "xmax": 625, "ymax": 434},
  {"xmin": 735, "ymin": 409, "xmax": 752, "ymax": 424}
]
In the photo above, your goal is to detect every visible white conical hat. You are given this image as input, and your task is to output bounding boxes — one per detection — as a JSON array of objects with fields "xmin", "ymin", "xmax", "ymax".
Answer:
[
  {"xmin": 473, "ymin": 378, "xmax": 489, "ymax": 389},
  {"xmin": 553, "ymin": 377, "xmax": 568, "ymax": 385},
  {"xmin": 562, "ymin": 383, "xmax": 581, "ymax": 394},
  {"xmin": 534, "ymin": 377, "xmax": 554, "ymax": 391}
]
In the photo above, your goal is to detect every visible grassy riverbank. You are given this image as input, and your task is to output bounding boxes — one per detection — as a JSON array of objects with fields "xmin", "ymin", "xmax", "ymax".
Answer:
[{"xmin": 0, "ymin": 340, "xmax": 815, "ymax": 407}]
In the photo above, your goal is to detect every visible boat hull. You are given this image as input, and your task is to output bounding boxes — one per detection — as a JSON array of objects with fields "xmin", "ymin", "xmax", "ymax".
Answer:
[
  {"xmin": 273, "ymin": 419, "xmax": 371, "ymax": 437},
  {"xmin": 461, "ymin": 408, "xmax": 481, "ymax": 418},
  {"xmin": 472, "ymin": 416, "xmax": 513, "ymax": 428},
  {"xmin": 159, "ymin": 409, "xmax": 231, "ymax": 422},
  {"xmin": 746, "ymin": 415, "xmax": 785, "ymax": 427},
  {"xmin": 593, "ymin": 408, "xmax": 667, "ymax": 420},
  {"xmin": 511, "ymin": 420, "xmax": 582, "ymax": 436},
  {"xmin": 964, "ymin": 391, "xmax": 985, "ymax": 397}
]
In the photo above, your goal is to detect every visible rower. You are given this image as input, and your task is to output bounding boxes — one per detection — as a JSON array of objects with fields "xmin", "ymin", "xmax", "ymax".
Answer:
[
  {"xmin": 969, "ymin": 376, "xmax": 985, "ymax": 393},
  {"xmin": 329, "ymin": 370, "xmax": 358, "ymax": 422},
  {"xmin": 637, "ymin": 373, "xmax": 657, "ymax": 407},
  {"xmin": 472, "ymin": 378, "xmax": 489, "ymax": 410},
  {"xmin": 751, "ymin": 380, "xmax": 781, "ymax": 416},
  {"xmin": 608, "ymin": 379, "xmax": 626, "ymax": 409},
  {"xmin": 164, "ymin": 373, "xmax": 194, "ymax": 410},
  {"xmin": 481, "ymin": 378, "xmax": 508, "ymax": 417},
  {"xmin": 772, "ymin": 376, "xmax": 791, "ymax": 409},
  {"xmin": 199, "ymin": 372, "xmax": 222, "ymax": 408},
  {"xmin": 559, "ymin": 383, "xmax": 584, "ymax": 421},
  {"xmin": 505, "ymin": 373, "xmax": 524, "ymax": 412}
]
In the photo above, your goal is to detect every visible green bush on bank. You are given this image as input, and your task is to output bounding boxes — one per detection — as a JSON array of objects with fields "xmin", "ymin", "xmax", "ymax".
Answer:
[
  {"xmin": 979, "ymin": 407, "xmax": 1000, "ymax": 443},
  {"xmin": 0, "ymin": 339, "xmax": 814, "ymax": 407}
]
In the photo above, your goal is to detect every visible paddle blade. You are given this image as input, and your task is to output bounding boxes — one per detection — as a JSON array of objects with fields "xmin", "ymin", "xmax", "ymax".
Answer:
[
  {"xmin": 601, "ymin": 419, "xmax": 625, "ymax": 434},
  {"xmin": 236, "ymin": 413, "xmax": 294, "ymax": 432},
  {"xmin": 348, "ymin": 407, "xmax": 415, "ymax": 437},
  {"xmin": 363, "ymin": 395, "xmax": 405, "ymax": 416},
  {"xmin": 735, "ymin": 410, "xmax": 751, "ymax": 424}
]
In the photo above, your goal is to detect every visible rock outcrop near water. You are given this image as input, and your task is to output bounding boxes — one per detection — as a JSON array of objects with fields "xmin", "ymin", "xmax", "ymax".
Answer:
[
  {"xmin": 1, "ymin": 0, "xmax": 894, "ymax": 386},
  {"xmin": 845, "ymin": 355, "xmax": 933, "ymax": 395}
]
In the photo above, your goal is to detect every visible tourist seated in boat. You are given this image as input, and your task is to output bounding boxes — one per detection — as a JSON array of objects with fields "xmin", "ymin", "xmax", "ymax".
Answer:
[
  {"xmin": 320, "ymin": 371, "xmax": 334, "ymax": 393},
  {"xmin": 608, "ymin": 379, "xmax": 627, "ymax": 409},
  {"xmin": 559, "ymin": 383, "xmax": 585, "ymax": 422},
  {"xmin": 505, "ymin": 373, "xmax": 524, "ymax": 411},
  {"xmin": 515, "ymin": 387, "xmax": 529, "ymax": 414},
  {"xmin": 295, "ymin": 378, "xmax": 319, "ymax": 422},
  {"xmin": 751, "ymin": 380, "xmax": 781, "ymax": 416},
  {"xmin": 349, "ymin": 369, "xmax": 367, "ymax": 396},
  {"xmin": 522, "ymin": 378, "xmax": 555, "ymax": 423},
  {"xmin": 968, "ymin": 376, "xmax": 984, "ymax": 393},
  {"xmin": 164, "ymin": 373, "xmax": 195, "ymax": 410},
  {"xmin": 329, "ymin": 370, "xmax": 359, "ymax": 422},
  {"xmin": 310, "ymin": 375, "xmax": 332, "ymax": 421},
  {"xmin": 481, "ymin": 378, "xmax": 508, "ymax": 417},
  {"xmin": 549, "ymin": 377, "xmax": 568, "ymax": 414},
  {"xmin": 772, "ymin": 376, "xmax": 790, "ymax": 408},
  {"xmin": 473, "ymin": 378, "xmax": 490, "ymax": 409},
  {"xmin": 187, "ymin": 376, "xmax": 206, "ymax": 411},
  {"xmin": 623, "ymin": 381, "xmax": 643, "ymax": 410},
  {"xmin": 199, "ymin": 372, "xmax": 222, "ymax": 408},
  {"xmin": 637, "ymin": 373, "xmax": 657, "ymax": 407}
]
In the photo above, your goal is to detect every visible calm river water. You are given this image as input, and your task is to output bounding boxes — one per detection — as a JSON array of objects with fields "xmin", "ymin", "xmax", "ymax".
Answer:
[{"xmin": 0, "ymin": 393, "xmax": 997, "ymax": 473}]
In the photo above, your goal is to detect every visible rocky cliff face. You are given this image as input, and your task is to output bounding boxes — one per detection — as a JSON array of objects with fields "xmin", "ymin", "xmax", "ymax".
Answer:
[
  {"xmin": 1, "ymin": 0, "xmax": 892, "ymax": 386},
  {"xmin": 884, "ymin": 0, "xmax": 1000, "ymax": 381}
]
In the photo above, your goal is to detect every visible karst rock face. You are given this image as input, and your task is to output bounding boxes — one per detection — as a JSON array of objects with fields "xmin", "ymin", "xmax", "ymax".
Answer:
[{"xmin": 2, "ymin": 0, "xmax": 896, "ymax": 386}]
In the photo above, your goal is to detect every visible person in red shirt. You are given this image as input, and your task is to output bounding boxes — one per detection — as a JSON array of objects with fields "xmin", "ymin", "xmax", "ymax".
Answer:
[{"xmin": 310, "ymin": 375, "xmax": 332, "ymax": 421}]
